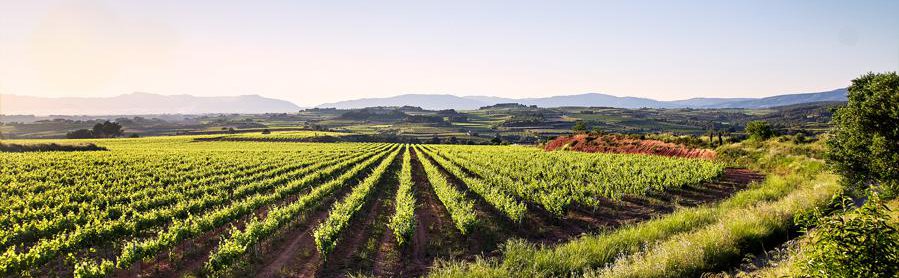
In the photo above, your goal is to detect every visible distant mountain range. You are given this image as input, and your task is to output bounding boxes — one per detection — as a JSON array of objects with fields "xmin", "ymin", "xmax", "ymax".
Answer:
[
  {"xmin": 0, "ymin": 92, "xmax": 301, "ymax": 115},
  {"xmin": 318, "ymin": 88, "xmax": 848, "ymax": 110},
  {"xmin": 1, "ymin": 88, "xmax": 848, "ymax": 116}
]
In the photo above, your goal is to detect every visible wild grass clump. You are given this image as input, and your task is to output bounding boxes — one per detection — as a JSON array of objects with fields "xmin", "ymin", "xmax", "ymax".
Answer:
[
  {"xmin": 588, "ymin": 173, "xmax": 839, "ymax": 278},
  {"xmin": 715, "ymin": 137, "xmax": 825, "ymax": 176}
]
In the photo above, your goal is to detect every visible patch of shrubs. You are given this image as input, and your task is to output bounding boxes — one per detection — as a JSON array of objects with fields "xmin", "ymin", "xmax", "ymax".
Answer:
[
  {"xmin": 798, "ymin": 193, "xmax": 899, "ymax": 278},
  {"xmin": 66, "ymin": 121, "xmax": 124, "ymax": 139}
]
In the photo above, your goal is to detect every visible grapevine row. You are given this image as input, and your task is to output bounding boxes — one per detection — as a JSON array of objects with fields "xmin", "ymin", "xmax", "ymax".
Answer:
[
  {"xmin": 0, "ymin": 144, "xmax": 388, "ymax": 276},
  {"xmin": 204, "ymin": 145, "xmax": 398, "ymax": 272},
  {"xmin": 388, "ymin": 145, "xmax": 415, "ymax": 245},
  {"xmin": 428, "ymin": 144, "xmax": 724, "ymax": 215},
  {"xmin": 0, "ymin": 155, "xmax": 320, "ymax": 250},
  {"xmin": 92, "ymin": 146, "xmax": 387, "ymax": 276},
  {"xmin": 413, "ymin": 146, "xmax": 477, "ymax": 234},
  {"xmin": 313, "ymin": 146, "xmax": 400, "ymax": 256},
  {"xmin": 419, "ymin": 146, "xmax": 527, "ymax": 222}
]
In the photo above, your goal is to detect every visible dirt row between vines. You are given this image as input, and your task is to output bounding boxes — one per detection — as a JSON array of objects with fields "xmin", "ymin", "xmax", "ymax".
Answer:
[
  {"xmin": 105, "ymin": 149, "xmax": 762, "ymax": 278},
  {"xmin": 251, "ymin": 153, "xmax": 404, "ymax": 278}
]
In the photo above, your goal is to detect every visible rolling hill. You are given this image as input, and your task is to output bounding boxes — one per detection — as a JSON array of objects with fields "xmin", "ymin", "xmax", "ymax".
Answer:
[
  {"xmin": 0, "ymin": 92, "xmax": 301, "ymax": 115},
  {"xmin": 2, "ymin": 88, "xmax": 849, "ymax": 116},
  {"xmin": 316, "ymin": 94, "xmax": 487, "ymax": 110},
  {"xmin": 317, "ymin": 88, "xmax": 848, "ymax": 110},
  {"xmin": 696, "ymin": 88, "xmax": 849, "ymax": 108}
]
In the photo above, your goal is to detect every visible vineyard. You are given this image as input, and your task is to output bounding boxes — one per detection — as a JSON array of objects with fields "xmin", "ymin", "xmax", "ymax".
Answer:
[{"xmin": 0, "ymin": 137, "xmax": 743, "ymax": 277}]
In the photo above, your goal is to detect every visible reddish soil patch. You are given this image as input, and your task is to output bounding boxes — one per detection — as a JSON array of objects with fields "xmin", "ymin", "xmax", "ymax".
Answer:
[
  {"xmin": 370, "ymin": 168, "xmax": 403, "ymax": 277},
  {"xmin": 544, "ymin": 134, "xmax": 717, "ymax": 159},
  {"xmin": 371, "ymin": 227, "xmax": 401, "ymax": 277}
]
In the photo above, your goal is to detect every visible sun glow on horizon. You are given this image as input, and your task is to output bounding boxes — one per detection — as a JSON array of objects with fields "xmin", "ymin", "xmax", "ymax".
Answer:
[{"xmin": 1, "ymin": 0, "xmax": 897, "ymax": 106}]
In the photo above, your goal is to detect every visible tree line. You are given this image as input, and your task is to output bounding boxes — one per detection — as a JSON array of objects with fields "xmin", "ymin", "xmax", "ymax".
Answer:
[{"xmin": 66, "ymin": 121, "xmax": 124, "ymax": 139}]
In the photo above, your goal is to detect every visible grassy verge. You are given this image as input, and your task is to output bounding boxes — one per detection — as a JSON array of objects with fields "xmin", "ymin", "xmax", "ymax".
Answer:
[{"xmin": 587, "ymin": 173, "xmax": 839, "ymax": 277}]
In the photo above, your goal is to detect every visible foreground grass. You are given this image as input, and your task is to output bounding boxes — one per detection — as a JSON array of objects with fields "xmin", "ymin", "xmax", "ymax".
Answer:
[
  {"xmin": 586, "ymin": 173, "xmax": 839, "ymax": 278},
  {"xmin": 429, "ymin": 139, "xmax": 840, "ymax": 278}
]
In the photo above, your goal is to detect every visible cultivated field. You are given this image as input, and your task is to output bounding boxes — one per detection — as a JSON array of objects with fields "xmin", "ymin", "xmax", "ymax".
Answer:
[{"xmin": 0, "ymin": 136, "xmax": 746, "ymax": 277}]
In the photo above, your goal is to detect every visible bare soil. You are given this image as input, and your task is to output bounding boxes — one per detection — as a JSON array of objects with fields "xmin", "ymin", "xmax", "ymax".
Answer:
[{"xmin": 544, "ymin": 134, "xmax": 717, "ymax": 159}]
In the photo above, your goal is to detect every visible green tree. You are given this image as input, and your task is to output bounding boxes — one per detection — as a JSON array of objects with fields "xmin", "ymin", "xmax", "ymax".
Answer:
[
  {"xmin": 827, "ymin": 72, "xmax": 899, "ymax": 193},
  {"xmin": 92, "ymin": 121, "xmax": 124, "ymax": 138},
  {"xmin": 744, "ymin": 121, "xmax": 774, "ymax": 141},
  {"xmin": 491, "ymin": 134, "xmax": 502, "ymax": 145},
  {"xmin": 66, "ymin": 129, "xmax": 95, "ymax": 139},
  {"xmin": 572, "ymin": 120, "xmax": 587, "ymax": 133}
]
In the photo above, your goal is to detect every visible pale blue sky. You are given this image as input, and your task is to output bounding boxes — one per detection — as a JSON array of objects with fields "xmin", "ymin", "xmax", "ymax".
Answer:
[{"xmin": 1, "ymin": 0, "xmax": 897, "ymax": 106}]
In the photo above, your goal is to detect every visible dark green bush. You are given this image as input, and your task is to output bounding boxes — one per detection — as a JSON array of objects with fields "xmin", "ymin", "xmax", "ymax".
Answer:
[
  {"xmin": 745, "ymin": 121, "xmax": 775, "ymax": 141},
  {"xmin": 0, "ymin": 143, "xmax": 107, "ymax": 152},
  {"xmin": 800, "ymin": 193, "xmax": 899, "ymax": 278}
]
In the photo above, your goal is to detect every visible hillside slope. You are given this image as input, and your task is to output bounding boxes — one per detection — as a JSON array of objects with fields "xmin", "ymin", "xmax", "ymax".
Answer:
[
  {"xmin": 316, "ymin": 89, "xmax": 847, "ymax": 110},
  {"xmin": 1, "ymin": 92, "xmax": 301, "ymax": 115}
]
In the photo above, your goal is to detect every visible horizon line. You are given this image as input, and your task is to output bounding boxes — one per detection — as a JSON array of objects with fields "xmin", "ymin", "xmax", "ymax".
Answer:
[{"xmin": 3, "ymin": 86, "xmax": 849, "ymax": 107}]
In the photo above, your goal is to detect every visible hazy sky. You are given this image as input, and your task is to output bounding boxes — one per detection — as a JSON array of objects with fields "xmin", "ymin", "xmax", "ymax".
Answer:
[{"xmin": 2, "ymin": 0, "xmax": 898, "ymax": 106}]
